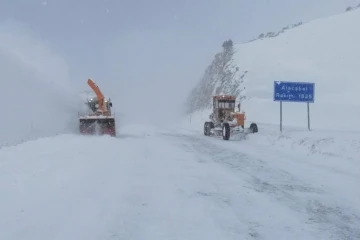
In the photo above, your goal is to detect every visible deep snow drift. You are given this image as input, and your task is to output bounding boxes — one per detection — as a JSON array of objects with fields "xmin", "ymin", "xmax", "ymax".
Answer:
[{"xmin": 0, "ymin": 21, "xmax": 81, "ymax": 146}]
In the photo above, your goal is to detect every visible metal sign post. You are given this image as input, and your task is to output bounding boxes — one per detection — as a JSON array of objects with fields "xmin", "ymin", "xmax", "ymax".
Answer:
[
  {"xmin": 280, "ymin": 101, "xmax": 283, "ymax": 132},
  {"xmin": 307, "ymin": 102, "xmax": 310, "ymax": 131},
  {"xmin": 273, "ymin": 81, "xmax": 315, "ymax": 132}
]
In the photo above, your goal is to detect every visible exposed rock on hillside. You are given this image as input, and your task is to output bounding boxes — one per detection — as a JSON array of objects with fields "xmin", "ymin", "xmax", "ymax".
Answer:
[{"xmin": 186, "ymin": 39, "xmax": 247, "ymax": 113}]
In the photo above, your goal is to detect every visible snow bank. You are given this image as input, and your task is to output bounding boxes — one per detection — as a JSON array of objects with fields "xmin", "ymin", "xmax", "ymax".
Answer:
[
  {"xmin": 233, "ymin": 9, "xmax": 360, "ymax": 131},
  {"xmin": 0, "ymin": 21, "xmax": 80, "ymax": 147},
  {"xmin": 179, "ymin": 110, "xmax": 360, "ymax": 161}
]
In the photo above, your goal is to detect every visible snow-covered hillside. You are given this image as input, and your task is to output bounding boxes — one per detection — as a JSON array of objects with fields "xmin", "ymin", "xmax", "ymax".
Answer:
[
  {"xmin": 0, "ymin": 22, "xmax": 81, "ymax": 147},
  {"xmin": 187, "ymin": 9, "xmax": 360, "ymax": 131},
  {"xmin": 235, "ymin": 9, "xmax": 360, "ymax": 130}
]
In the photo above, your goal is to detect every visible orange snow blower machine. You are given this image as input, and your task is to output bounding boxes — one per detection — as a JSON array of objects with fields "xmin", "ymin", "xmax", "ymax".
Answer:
[{"xmin": 78, "ymin": 79, "xmax": 116, "ymax": 137}]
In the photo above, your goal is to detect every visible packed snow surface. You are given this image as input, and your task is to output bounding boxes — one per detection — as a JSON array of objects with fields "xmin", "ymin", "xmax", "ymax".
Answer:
[{"xmin": 0, "ymin": 124, "xmax": 359, "ymax": 240}]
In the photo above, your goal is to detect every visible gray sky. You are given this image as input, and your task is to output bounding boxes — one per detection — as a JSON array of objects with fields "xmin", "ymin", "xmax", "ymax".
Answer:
[{"xmin": 1, "ymin": 0, "xmax": 358, "ymax": 124}]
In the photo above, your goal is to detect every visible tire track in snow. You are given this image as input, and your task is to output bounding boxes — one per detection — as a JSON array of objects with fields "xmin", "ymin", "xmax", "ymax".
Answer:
[{"xmin": 161, "ymin": 132, "xmax": 360, "ymax": 240}]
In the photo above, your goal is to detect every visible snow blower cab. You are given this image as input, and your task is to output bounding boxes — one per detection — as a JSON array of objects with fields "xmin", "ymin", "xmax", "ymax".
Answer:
[
  {"xmin": 204, "ymin": 95, "xmax": 258, "ymax": 140},
  {"xmin": 86, "ymin": 97, "xmax": 113, "ymax": 115},
  {"xmin": 78, "ymin": 79, "xmax": 116, "ymax": 137}
]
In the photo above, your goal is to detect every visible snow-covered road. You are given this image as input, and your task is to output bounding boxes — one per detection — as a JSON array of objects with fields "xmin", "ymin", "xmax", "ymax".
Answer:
[{"xmin": 0, "ymin": 124, "xmax": 359, "ymax": 240}]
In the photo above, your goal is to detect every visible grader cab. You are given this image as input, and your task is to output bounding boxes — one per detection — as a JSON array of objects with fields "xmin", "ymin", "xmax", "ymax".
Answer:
[{"xmin": 204, "ymin": 95, "xmax": 258, "ymax": 140}]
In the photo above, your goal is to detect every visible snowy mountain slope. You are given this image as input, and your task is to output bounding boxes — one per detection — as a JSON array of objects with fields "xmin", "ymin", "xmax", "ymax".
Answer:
[
  {"xmin": 0, "ymin": 124, "xmax": 359, "ymax": 240},
  {"xmin": 182, "ymin": 9, "xmax": 360, "ymax": 161},
  {"xmin": 187, "ymin": 9, "xmax": 360, "ymax": 131},
  {"xmin": 234, "ymin": 9, "xmax": 360, "ymax": 130},
  {"xmin": 0, "ymin": 21, "xmax": 81, "ymax": 147},
  {"xmin": 185, "ymin": 40, "xmax": 247, "ymax": 113}
]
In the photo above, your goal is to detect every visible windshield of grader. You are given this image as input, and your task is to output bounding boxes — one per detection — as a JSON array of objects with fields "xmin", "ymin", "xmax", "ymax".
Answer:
[{"xmin": 217, "ymin": 100, "xmax": 235, "ymax": 109}]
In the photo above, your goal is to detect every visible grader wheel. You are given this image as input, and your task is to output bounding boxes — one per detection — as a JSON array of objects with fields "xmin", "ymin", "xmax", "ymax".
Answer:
[
  {"xmin": 204, "ymin": 122, "xmax": 214, "ymax": 136},
  {"xmin": 249, "ymin": 123, "xmax": 258, "ymax": 133},
  {"xmin": 222, "ymin": 123, "xmax": 230, "ymax": 140}
]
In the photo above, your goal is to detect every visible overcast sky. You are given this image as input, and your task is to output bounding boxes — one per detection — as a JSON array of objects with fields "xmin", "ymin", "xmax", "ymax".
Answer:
[{"xmin": 0, "ymin": 0, "xmax": 358, "ymax": 123}]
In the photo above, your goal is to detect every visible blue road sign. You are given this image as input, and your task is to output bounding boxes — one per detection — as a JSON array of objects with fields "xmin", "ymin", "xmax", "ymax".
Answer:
[{"xmin": 273, "ymin": 81, "xmax": 315, "ymax": 103}]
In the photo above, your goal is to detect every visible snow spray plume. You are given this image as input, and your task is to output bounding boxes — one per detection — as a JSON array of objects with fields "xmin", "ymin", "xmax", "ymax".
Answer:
[{"xmin": 0, "ymin": 21, "xmax": 80, "ymax": 146}]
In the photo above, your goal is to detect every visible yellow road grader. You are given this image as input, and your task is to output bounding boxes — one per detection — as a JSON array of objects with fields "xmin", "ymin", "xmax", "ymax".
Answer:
[{"xmin": 204, "ymin": 95, "xmax": 258, "ymax": 140}]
